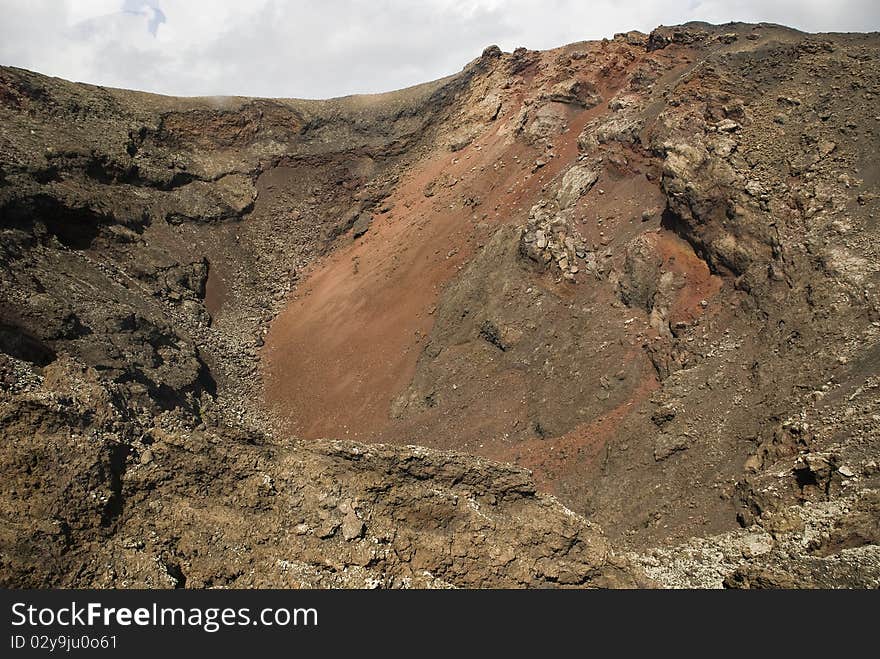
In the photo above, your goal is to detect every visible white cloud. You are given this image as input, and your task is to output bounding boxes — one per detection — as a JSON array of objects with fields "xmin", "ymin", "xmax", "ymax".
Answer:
[{"xmin": 0, "ymin": 0, "xmax": 878, "ymax": 99}]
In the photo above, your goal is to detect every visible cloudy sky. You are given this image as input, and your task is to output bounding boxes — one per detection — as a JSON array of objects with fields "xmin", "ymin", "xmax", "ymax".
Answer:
[{"xmin": 1, "ymin": 1, "xmax": 878, "ymax": 99}]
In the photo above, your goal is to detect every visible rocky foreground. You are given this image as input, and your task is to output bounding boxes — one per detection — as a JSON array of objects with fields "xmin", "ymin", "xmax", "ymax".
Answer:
[{"xmin": 1, "ymin": 22, "xmax": 879, "ymax": 587}]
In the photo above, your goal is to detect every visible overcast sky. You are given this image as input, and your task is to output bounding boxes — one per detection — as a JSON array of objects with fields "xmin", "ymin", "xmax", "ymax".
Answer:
[{"xmin": 1, "ymin": 1, "xmax": 878, "ymax": 99}]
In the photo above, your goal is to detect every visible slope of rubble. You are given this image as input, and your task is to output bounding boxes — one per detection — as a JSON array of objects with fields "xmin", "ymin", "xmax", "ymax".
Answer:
[{"xmin": 1, "ymin": 21, "xmax": 879, "ymax": 587}]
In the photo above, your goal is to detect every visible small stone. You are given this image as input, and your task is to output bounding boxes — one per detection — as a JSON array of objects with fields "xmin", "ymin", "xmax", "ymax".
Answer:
[
  {"xmin": 338, "ymin": 500, "xmax": 354, "ymax": 515},
  {"xmin": 760, "ymin": 509, "xmax": 804, "ymax": 535},
  {"xmin": 714, "ymin": 136, "xmax": 738, "ymax": 157},
  {"xmin": 352, "ymin": 212, "xmax": 373, "ymax": 238},
  {"xmin": 651, "ymin": 404, "xmax": 676, "ymax": 427},
  {"xmin": 838, "ymin": 465, "xmax": 855, "ymax": 478},
  {"xmin": 716, "ymin": 119, "xmax": 740, "ymax": 132},
  {"xmin": 556, "ymin": 165, "xmax": 598, "ymax": 208},
  {"xmin": 139, "ymin": 449, "xmax": 154, "ymax": 465},
  {"xmin": 316, "ymin": 519, "xmax": 340, "ymax": 539},
  {"xmin": 744, "ymin": 453, "xmax": 763, "ymax": 473},
  {"xmin": 341, "ymin": 513, "xmax": 365, "ymax": 541},
  {"xmin": 741, "ymin": 533, "xmax": 773, "ymax": 558},
  {"xmin": 653, "ymin": 434, "xmax": 688, "ymax": 461},
  {"xmin": 818, "ymin": 140, "xmax": 836, "ymax": 157},
  {"xmin": 745, "ymin": 180, "xmax": 767, "ymax": 197}
]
